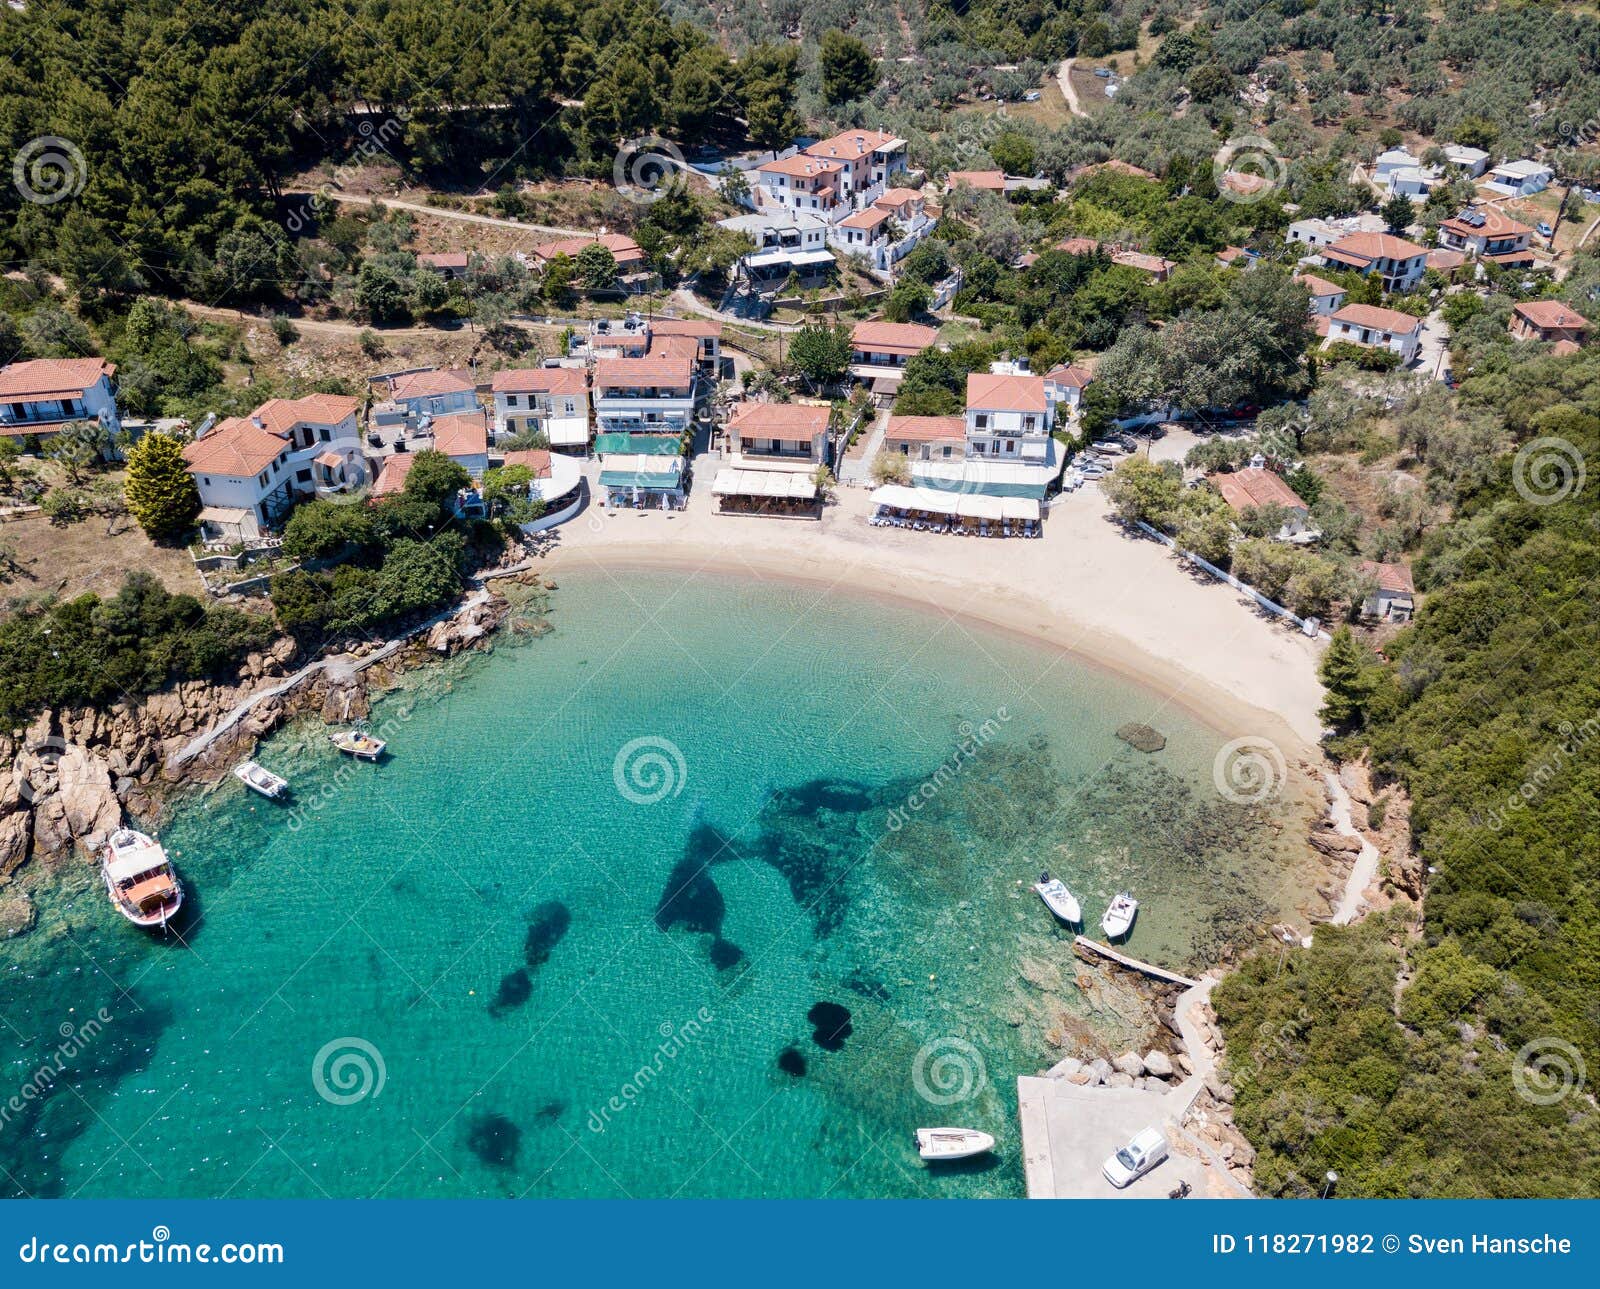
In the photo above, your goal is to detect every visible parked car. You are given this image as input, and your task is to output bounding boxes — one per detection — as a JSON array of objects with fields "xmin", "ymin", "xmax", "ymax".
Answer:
[
  {"xmin": 1537, "ymin": 222, "xmax": 1554, "ymax": 238},
  {"xmin": 1022, "ymin": 90, "xmax": 1041, "ymax": 102},
  {"xmin": 1102, "ymin": 1127, "xmax": 1169, "ymax": 1189},
  {"xmin": 1094, "ymin": 66, "xmax": 1112, "ymax": 78}
]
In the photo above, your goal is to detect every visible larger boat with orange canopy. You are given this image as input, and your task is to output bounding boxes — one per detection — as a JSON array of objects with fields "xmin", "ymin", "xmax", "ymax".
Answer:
[{"xmin": 100, "ymin": 828, "xmax": 183, "ymax": 930}]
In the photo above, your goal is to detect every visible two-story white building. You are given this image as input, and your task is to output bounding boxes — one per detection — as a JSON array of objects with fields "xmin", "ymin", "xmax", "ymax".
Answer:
[
  {"xmin": 0, "ymin": 357, "xmax": 121, "ymax": 442},
  {"xmin": 711, "ymin": 402, "xmax": 829, "ymax": 517},
  {"xmin": 1319, "ymin": 232, "xmax": 1428, "ymax": 293},
  {"xmin": 718, "ymin": 210, "xmax": 835, "ymax": 291},
  {"xmin": 802, "ymin": 128, "xmax": 909, "ymax": 210},
  {"xmin": 184, "ymin": 393, "xmax": 364, "ymax": 541},
  {"xmin": 1437, "ymin": 206, "xmax": 1535, "ymax": 266},
  {"xmin": 1327, "ymin": 303, "xmax": 1423, "ymax": 365},
  {"xmin": 906, "ymin": 373, "xmax": 1060, "ymax": 501},
  {"xmin": 592, "ymin": 355, "xmax": 696, "ymax": 437},
  {"xmin": 491, "ymin": 367, "xmax": 589, "ymax": 451},
  {"xmin": 1295, "ymin": 273, "xmax": 1348, "ymax": 316},
  {"xmin": 383, "ymin": 368, "xmax": 478, "ymax": 420},
  {"xmin": 849, "ymin": 320, "xmax": 939, "ymax": 397}
]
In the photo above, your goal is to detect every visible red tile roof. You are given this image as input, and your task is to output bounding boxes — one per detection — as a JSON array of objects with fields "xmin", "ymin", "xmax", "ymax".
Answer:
[
  {"xmin": 390, "ymin": 368, "xmax": 474, "ymax": 399},
  {"xmin": 884, "ymin": 415, "xmax": 965, "ymax": 443},
  {"xmin": 530, "ymin": 233, "xmax": 645, "ymax": 265},
  {"xmin": 649, "ymin": 318, "xmax": 722, "ymax": 340},
  {"xmin": 851, "ymin": 320, "xmax": 939, "ymax": 355},
  {"xmin": 431, "ymin": 413, "xmax": 488, "ymax": 460},
  {"xmin": 1439, "ymin": 207, "xmax": 1533, "ymax": 240},
  {"xmin": 1056, "ymin": 237, "xmax": 1101, "ymax": 256},
  {"xmin": 1513, "ymin": 300, "xmax": 1589, "ymax": 331},
  {"xmin": 1045, "ymin": 363, "xmax": 1094, "ymax": 389},
  {"xmin": 593, "ymin": 355, "xmax": 694, "ymax": 389},
  {"xmin": 805, "ymin": 129, "xmax": 904, "ymax": 163},
  {"xmin": 1331, "ymin": 303, "xmax": 1422, "ymax": 334},
  {"xmin": 0, "ymin": 357, "xmax": 115, "ymax": 400},
  {"xmin": 1359, "ymin": 560, "xmax": 1414, "ymax": 594},
  {"xmin": 418, "ymin": 251, "xmax": 470, "ymax": 270},
  {"xmin": 966, "ymin": 372, "xmax": 1048, "ymax": 413},
  {"xmin": 251, "ymin": 393, "xmax": 359, "ymax": 434},
  {"xmin": 1294, "ymin": 273, "xmax": 1345, "ymax": 298},
  {"xmin": 758, "ymin": 154, "xmax": 844, "ymax": 179},
  {"xmin": 372, "ymin": 453, "xmax": 414, "ymax": 497},
  {"xmin": 727, "ymin": 403, "xmax": 831, "ymax": 438},
  {"xmin": 1426, "ymin": 248, "xmax": 1466, "ymax": 270},
  {"xmin": 183, "ymin": 417, "xmax": 287, "ymax": 478},
  {"xmin": 498, "ymin": 449, "xmax": 553, "ymax": 478},
  {"xmin": 839, "ymin": 207, "xmax": 892, "ymax": 230},
  {"xmin": 491, "ymin": 367, "xmax": 587, "ymax": 395},
  {"xmin": 1210, "ymin": 467, "xmax": 1306, "ymax": 513},
  {"xmin": 1325, "ymin": 231, "xmax": 1427, "ymax": 263}
]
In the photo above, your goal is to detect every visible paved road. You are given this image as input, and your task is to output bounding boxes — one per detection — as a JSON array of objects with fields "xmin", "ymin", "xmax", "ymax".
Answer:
[{"xmin": 1413, "ymin": 307, "xmax": 1450, "ymax": 382}]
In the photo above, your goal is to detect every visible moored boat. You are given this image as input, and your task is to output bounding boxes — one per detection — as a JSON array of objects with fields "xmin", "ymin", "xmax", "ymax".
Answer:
[
  {"xmin": 914, "ymin": 1127, "xmax": 996, "ymax": 1162},
  {"xmin": 1102, "ymin": 890, "xmax": 1138, "ymax": 940},
  {"xmin": 100, "ymin": 828, "xmax": 183, "ymax": 930},
  {"xmin": 1033, "ymin": 870, "xmax": 1082, "ymax": 924},
  {"xmin": 234, "ymin": 760, "xmax": 289, "ymax": 799},
  {"xmin": 330, "ymin": 723, "xmax": 386, "ymax": 761}
]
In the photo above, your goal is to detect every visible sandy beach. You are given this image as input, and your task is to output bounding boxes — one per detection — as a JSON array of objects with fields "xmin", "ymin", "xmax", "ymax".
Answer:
[{"xmin": 537, "ymin": 478, "xmax": 1327, "ymax": 759}]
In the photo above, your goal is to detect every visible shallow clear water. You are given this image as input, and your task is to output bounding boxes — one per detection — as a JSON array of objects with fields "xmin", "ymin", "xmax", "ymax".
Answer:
[{"xmin": 1, "ymin": 569, "xmax": 1318, "ymax": 1198}]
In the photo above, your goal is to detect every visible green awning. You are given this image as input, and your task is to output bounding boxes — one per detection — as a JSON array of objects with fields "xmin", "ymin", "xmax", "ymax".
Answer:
[
  {"xmin": 593, "ymin": 432, "xmax": 683, "ymax": 456},
  {"xmin": 917, "ymin": 476, "xmax": 1049, "ymax": 500},
  {"xmin": 600, "ymin": 470, "xmax": 683, "ymax": 490}
]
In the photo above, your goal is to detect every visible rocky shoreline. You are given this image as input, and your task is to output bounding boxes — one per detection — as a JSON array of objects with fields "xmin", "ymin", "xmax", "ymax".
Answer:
[{"xmin": 0, "ymin": 579, "xmax": 549, "ymax": 938}]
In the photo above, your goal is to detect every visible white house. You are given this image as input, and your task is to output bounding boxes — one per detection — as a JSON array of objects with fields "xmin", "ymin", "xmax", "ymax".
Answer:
[
  {"xmin": 1443, "ymin": 145, "xmax": 1490, "ymax": 177},
  {"xmin": 1043, "ymin": 363, "xmax": 1094, "ymax": 415},
  {"xmin": 1358, "ymin": 560, "xmax": 1415, "ymax": 622},
  {"xmin": 911, "ymin": 372, "xmax": 1059, "ymax": 501},
  {"xmin": 1437, "ymin": 206, "xmax": 1535, "ymax": 264},
  {"xmin": 1387, "ymin": 165, "xmax": 1444, "ymax": 198},
  {"xmin": 1485, "ymin": 160, "xmax": 1552, "ymax": 197},
  {"xmin": 430, "ymin": 412, "xmax": 490, "ymax": 480},
  {"xmin": 0, "ymin": 357, "xmax": 121, "ymax": 441},
  {"xmin": 801, "ymin": 128, "xmax": 909, "ymax": 210},
  {"xmin": 1319, "ymin": 232, "xmax": 1428, "ymax": 293},
  {"xmin": 184, "ymin": 393, "xmax": 364, "ymax": 541},
  {"xmin": 1295, "ymin": 273, "xmax": 1347, "ymax": 316},
  {"xmin": 383, "ymin": 368, "xmax": 478, "ymax": 420},
  {"xmin": 1327, "ymin": 303, "xmax": 1423, "ymax": 365},
  {"xmin": 1373, "ymin": 148, "xmax": 1421, "ymax": 185},
  {"xmin": 592, "ymin": 355, "xmax": 696, "ymax": 436},
  {"xmin": 491, "ymin": 367, "xmax": 589, "ymax": 451},
  {"xmin": 1210, "ymin": 461, "xmax": 1312, "ymax": 539},
  {"xmin": 719, "ymin": 210, "xmax": 834, "ymax": 291}
]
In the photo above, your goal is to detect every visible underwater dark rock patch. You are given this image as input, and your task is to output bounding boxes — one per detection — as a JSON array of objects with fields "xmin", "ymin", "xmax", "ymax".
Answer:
[
  {"xmin": 807, "ymin": 1001, "xmax": 853, "ymax": 1051},
  {"xmin": 708, "ymin": 937, "xmax": 744, "ymax": 970},
  {"xmin": 844, "ymin": 970, "xmax": 891, "ymax": 1004},
  {"xmin": 533, "ymin": 1100, "xmax": 566, "ymax": 1123},
  {"xmin": 1116, "ymin": 722, "xmax": 1167, "ymax": 753},
  {"xmin": 466, "ymin": 1113, "xmax": 521, "ymax": 1169},
  {"xmin": 654, "ymin": 835, "xmax": 729, "ymax": 936},
  {"xmin": 777, "ymin": 1046, "xmax": 808, "ymax": 1077},
  {"xmin": 524, "ymin": 901, "xmax": 571, "ymax": 968},
  {"xmin": 488, "ymin": 967, "xmax": 532, "ymax": 1016}
]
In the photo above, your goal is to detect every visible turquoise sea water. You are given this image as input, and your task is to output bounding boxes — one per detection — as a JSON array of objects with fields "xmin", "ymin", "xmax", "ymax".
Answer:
[{"xmin": 1, "ymin": 569, "xmax": 1319, "ymax": 1198}]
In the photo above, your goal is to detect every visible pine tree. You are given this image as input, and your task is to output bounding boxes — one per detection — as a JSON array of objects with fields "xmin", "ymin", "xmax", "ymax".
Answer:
[
  {"xmin": 124, "ymin": 430, "xmax": 200, "ymax": 540},
  {"xmin": 1319, "ymin": 625, "xmax": 1372, "ymax": 731}
]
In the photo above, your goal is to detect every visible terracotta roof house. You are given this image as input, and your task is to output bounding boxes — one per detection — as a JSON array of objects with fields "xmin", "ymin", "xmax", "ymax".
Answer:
[
  {"xmin": 430, "ymin": 413, "xmax": 490, "ymax": 476},
  {"xmin": 724, "ymin": 402, "xmax": 830, "ymax": 472},
  {"xmin": 967, "ymin": 372, "xmax": 1049, "ymax": 414},
  {"xmin": 184, "ymin": 392, "xmax": 366, "ymax": 539},
  {"xmin": 945, "ymin": 170, "xmax": 1006, "ymax": 192},
  {"xmin": 1319, "ymin": 232, "xmax": 1428, "ymax": 292},
  {"xmin": 1510, "ymin": 300, "xmax": 1589, "ymax": 346},
  {"xmin": 529, "ymin": 233, "xmax": 645, "ymax": 268},
  {"xmin": 1210, "ymin": 465, "xmax": 1310, "ymax": 536},
  {"xmin": 1438, "ymin": 206, "xmax": 1534, "ymax": 259},
  {"xmin": 882, "ymin": 415, "xmax": 966, "ymax": 460},
  {"xmin": 1056, "ymin": 236, "xmax": 1102, "ymax": 257},
  {"xmin": 1110, "ymin": 249, "xmax": 1176, "ymax": 281},
  {"xmin": 417, "ymin": 251, "xmax": 471, "ymax": 279},
  {"xmin": 1327, "ymin": 303, "xmax": 1424, "ymax": 365},
  {"xmin": 0, "ymin": 357, "xmax": 121, "ymax": 438},
  {"xmin": 385, "ymin": 368, "xmax": 478, "ymax": 419},
  {"xmin": 851, "ymin": 320, "xmax": 939, "ymax": 369},
  {"xmin": 1295, "ymin": 273, "xmax": 1347, "ymax": 316},
  {"xmin": 372, "ymin": 452, "xmax": 415, "ymax": 498},
  {"xmin": 490, "ymin": 366, "xmax": 590, "ymax": 450},
  {"xmin": 1358, "ymin": 560, "xmax": 1415, "ymax": 622},
  {"xmin": 1044, "ymin": 363, "xmax": 1094, "ymax": 411}
]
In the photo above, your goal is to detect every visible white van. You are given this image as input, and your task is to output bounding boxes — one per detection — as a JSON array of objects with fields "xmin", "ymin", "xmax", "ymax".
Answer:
[{"xmin": 1102, "ymin": 1126, "xmax": 1169, "ymax": 1188}]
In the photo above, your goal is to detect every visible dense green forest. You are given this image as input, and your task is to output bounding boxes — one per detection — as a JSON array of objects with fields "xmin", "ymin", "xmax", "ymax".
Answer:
[{"xmin": 1216, "ymin": 345, "xmax": 1600, "ymax": 1197}]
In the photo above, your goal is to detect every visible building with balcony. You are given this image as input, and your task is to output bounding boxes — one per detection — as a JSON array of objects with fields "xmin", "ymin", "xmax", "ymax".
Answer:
[
  {"xmin": 184, "ymin": 393, "xmax": 363, "ymax": 541},
  {"xmin": 491, "ymin": 366, "xmax": 589, "ymax": 451},
  {"xmin": 1327, "ymin": 303, "xmax": 1423, "ymax": 365},
  {"xmin": 1318, "ymin": 232, "xmax": 1428, "ymax": 293},
  {"xmin": 0, "ymin": 357, "xmax": 120, "ymax": 441},
  {"xmin": 903, "ymin": 372, "xmax": 1061, "ymax": 501},
  {"xmin": 592, "ymin": 355, "xmax": 697, "ymax": 436}
]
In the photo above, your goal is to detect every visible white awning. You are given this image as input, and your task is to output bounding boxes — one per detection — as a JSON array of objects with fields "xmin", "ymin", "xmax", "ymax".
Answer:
[
  {"xmin": 547, "ymin": 421, "xmax": 589, "ymax": 446},
  {"xmin": 198, "ymin": 506, "xmax": 252, "ymax": 525},
  {"xmin": 956, "ymin": 494, "xmax": 1005, "ymax": 520},
  {"xmin": 869, "ymin": 484, "xmax": 961, "ymax": 514},
  {"xmin": 748, "ymin": 249, "xmax": 834, "ymax": 269},
  {"xmin": 1000, "ymin": 498, "xmax": 1040, "ymax": 521},
  {"xmin": 712, "ymin": 468, "xmax": 816, "ymax": 499}
]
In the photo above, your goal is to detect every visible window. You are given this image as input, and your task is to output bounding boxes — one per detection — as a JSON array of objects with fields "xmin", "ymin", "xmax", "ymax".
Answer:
[
  {"xmin": 296, "ymin": 468, "xmax": 312, "ymax": 483},
  {"xmin": 319, "ymin": 427, "xmax": 331, "ymax": 442},
  {"xmin": 975, "ymin": 414, "xmax": 989, "ymax": 429}
]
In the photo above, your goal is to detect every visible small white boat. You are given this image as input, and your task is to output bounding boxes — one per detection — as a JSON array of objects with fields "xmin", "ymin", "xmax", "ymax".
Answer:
[
  {"xmin": 1033, "ymin": 870, "xmax": 1082, "ymax": 924},
  {"xmin": 915, "ymin": 1127, "xmax": 996, "ymax": 1162},
  {"xmin": 234, "ymin": 760, "xmax": 288, "ymax": 799},
  {"xmin": 330, "ymin": 723, "xmax": 386, "ymax": 761},
  {"xmin": 1102, "ymin": 891, "xmax": 1139, "ymax": 940},
  {"xmin": 100, "ymin": 828, "xmax": 183, "ymax": 930}
]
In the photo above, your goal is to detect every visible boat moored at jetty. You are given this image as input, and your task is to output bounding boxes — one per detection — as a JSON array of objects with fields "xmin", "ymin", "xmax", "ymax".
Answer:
[
  {"xmin": 1033, "ymin": 870, "xmax": 1081, "ymax": 924},
  {"xmin": 914, "ymin": 1128, "xmax": 996, "ymax": 1162},
  {"xmin": 1101, "ymin": 891, "xmax": 1138, "ymax": 940},
  {"xmin": 100, "ymin": 828, "xmax": 183, "ymax": 930}
]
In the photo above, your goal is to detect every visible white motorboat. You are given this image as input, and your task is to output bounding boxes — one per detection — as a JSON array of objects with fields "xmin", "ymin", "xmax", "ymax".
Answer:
[
  {"xmin": 915, "ymin": 1127, "xmax": 996, "ymax": 1162},
  {"xmin": 234, "ymin": 760, "xmax": 288, "ymax": 799},
  {"xmin": 330, "ymin": 722, "xmax": 386, "ymax": 761},
  {"xmin": 1033, "ymin": 870, "xmax": 1082, "ymax": 924},
  {"xmin": 1102, "ymin": 891, "xmax": 1139, "ymax": 940},
  {"xmin": 100, "ymin": 828, "xmax": 183, "ymax": 930}
]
